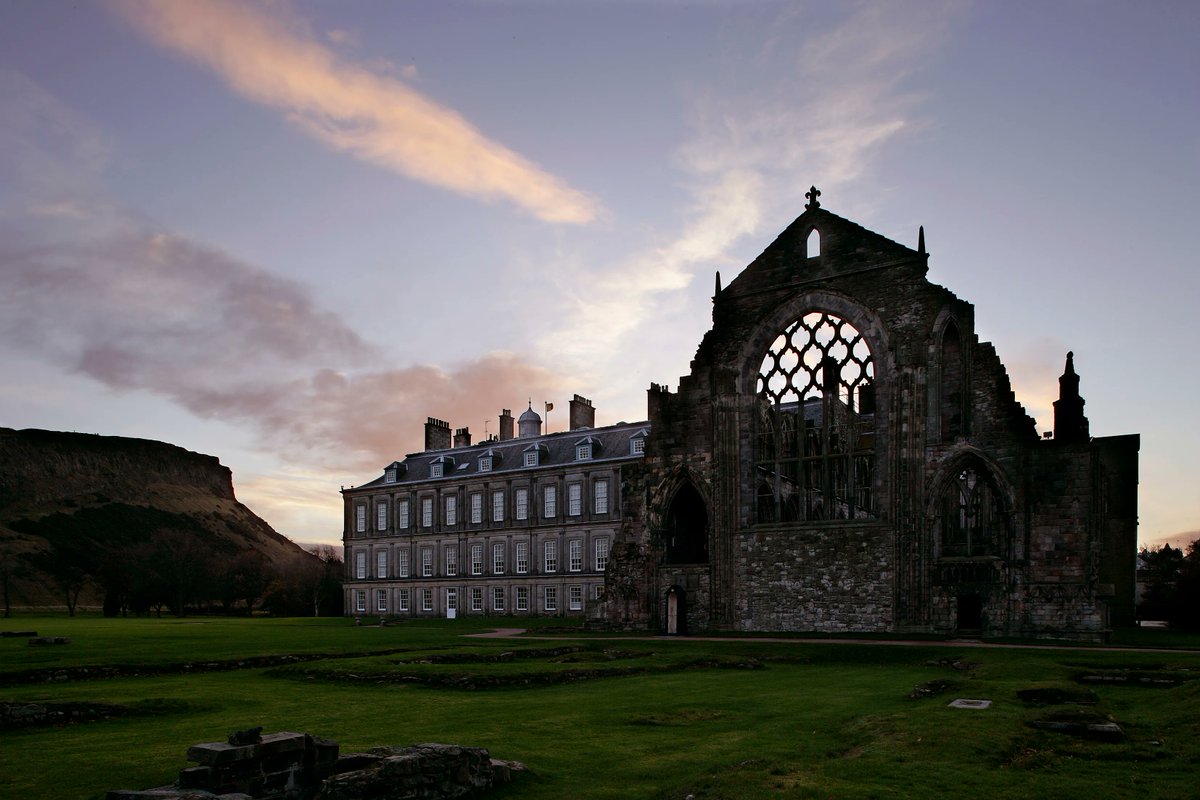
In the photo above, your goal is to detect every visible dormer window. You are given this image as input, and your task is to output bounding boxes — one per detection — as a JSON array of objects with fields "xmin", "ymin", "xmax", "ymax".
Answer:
[
  {"xmin": 574, "ymin": 435, "xmax": 600, "ymax": 461},
  {"xmin": 629, "ymin": 430, "xmax": 648, "ymax": 455},
  {"xmin": 479, "ymin": 456, "xmax": 492, "ymax": 472},
  {"xmin": 429, "ymin": 455, "xmax": 454, "ymax": 478},
  {"xmin": 385, "ymin": 467, "xmax": 397, "ymax": 483},
  {"xmin": 523, "ymin": 443, "xmax": 548, "ymax": 468}
]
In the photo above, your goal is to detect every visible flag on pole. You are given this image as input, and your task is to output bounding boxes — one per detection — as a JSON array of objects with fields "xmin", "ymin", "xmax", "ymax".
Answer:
[{"xmin": 545, "ymin": 402, "xmax": 554, "ymax": 412}]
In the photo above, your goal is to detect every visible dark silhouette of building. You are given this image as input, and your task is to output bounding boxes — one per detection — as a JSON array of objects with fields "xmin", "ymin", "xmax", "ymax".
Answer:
[{"xmin": 604, "ymin": 189, "xmax": 1138, "ymax": 640}]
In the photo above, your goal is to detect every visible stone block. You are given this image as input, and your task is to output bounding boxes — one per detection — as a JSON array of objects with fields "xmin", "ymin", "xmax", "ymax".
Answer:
[
  {"xmin": 175, "ymin": 766, "xmax": 212, "ymax": 790},
  {"xmin": 187, "ymin": 741, "xmax": 259, "ymax": 766},
  {"xmin": 257, "ymin": 731, "xmax": 307, "ymax": 758}
]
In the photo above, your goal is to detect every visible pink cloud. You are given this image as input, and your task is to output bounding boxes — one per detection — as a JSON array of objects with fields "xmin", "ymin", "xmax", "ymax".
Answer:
[{"xmin": 111, "ymin": 0, "xmax": 599, "ymax": 224}]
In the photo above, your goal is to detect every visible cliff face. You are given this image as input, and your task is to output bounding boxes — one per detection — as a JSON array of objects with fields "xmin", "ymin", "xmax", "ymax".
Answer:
[{"xmin": 0, "ymin": 427, "xmax": 312, "ymax": 611}]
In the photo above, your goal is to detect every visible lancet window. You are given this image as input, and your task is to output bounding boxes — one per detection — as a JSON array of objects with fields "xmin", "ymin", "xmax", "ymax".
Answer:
[
  {"xmin": 755, "ymin": 311, "xmax": 876, "ymax": 522},
  {"xmin": 940, "ymin": 468, "xmax": 1004, "ymax": 558}
]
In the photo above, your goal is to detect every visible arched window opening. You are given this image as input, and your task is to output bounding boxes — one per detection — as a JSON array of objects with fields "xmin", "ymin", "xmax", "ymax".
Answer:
[
  {"xmin": 940, "ymin": 322, "xmax": 964, "ymax": 440},
  {"xmin": 755, "ymin": 311, "xmax": 876, "ymax": 522},
  {"xmin": 663, "ymin": 482, "xmax": 709, "ymax": 564},
  {"xmin": 940, "ymin": 468, "xmax": 1004, "ymax": 558},
  {"xmin": 805, "ymin": 228, "xmax": 821, "ymax": 258}
]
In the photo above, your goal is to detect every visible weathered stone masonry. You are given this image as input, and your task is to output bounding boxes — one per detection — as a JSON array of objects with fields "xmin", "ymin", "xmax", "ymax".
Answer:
[{"xmin": 605, "ymin": 189, "xmax": 1138, "ymax": 641}]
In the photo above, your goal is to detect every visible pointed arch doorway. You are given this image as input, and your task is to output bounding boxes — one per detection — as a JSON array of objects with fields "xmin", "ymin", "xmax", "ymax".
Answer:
[{"xmin": 665, "ymin": 585, "xmax": 687, "ymax": 635}]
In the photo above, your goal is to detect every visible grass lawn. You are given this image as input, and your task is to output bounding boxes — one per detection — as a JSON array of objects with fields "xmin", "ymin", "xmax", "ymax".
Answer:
[{"xmin": 2, "ymin": 615, "xmax": 1199, "ymax": 799}]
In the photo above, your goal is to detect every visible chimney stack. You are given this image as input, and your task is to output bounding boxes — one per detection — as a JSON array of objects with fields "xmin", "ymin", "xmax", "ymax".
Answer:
[
  {"xmin": 498, "ymin": 409, "xmax": 514, "ymax": 441},
  {"xmin": 424, "ymin": 417, "xmax": 451, "ymax": 451},
  {"xmin": 569, "ymin": 394, "xmax": 596, "ymax": 430},
  {"xmin": 453, "ymin": 427, "xmax": 472, "ymax": 448}
]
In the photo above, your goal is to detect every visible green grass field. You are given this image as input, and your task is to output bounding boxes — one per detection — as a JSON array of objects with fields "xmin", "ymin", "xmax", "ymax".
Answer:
[{"xmin": 2, "ymin": 616, "xmax": 1199, "ymax": 799}]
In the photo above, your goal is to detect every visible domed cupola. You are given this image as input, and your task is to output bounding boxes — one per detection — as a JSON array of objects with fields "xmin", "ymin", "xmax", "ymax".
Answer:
[{"xmin": 518, "ymin": 402, "xmax": 542, "ymax": 438}]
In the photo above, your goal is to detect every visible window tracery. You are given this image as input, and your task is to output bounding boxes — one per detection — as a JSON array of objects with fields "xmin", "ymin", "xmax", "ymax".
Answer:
[
  {"xmin": 755, "ymin": 311, "xmax": 876, "ymax": 522},
  {"xmin": 940, "ymin": 467, "xmax": 1004, "ymax": 558}
]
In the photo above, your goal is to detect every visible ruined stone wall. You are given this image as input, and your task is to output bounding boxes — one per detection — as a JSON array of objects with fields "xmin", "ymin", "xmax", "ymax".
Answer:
[{"xmin": 733, "ymin": 524, "xmax": 893, "ymax": 632}]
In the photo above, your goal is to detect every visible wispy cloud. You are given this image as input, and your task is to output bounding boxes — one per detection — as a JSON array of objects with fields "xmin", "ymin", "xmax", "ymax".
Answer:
[
  {"xmin": 110, "ymin": 0, "xmax": 599, "ymax": 224},
  {"xmin": 0, "ymin": 216, "xmax": 570, "ymax": 472},
  {"xmin": 0, "ymin": 73, "xmax": 573, "ymax": 475},
  {"xmin": 538, "ymin": 2, "xmax": 962, "ymax": 379}
]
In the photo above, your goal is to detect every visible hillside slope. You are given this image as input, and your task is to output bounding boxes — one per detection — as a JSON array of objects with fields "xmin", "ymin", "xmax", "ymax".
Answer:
[{"xmin": 0, "ymin": 427, "xmax": 315, "ymax": 613}]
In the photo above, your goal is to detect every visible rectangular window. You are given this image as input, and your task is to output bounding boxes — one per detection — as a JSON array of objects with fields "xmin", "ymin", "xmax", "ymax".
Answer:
[
  {"xmin": 355, "ymin": 505, "xmax": 366, "ymax": 533},
  {"xmin": 576, "ymin": 444, "xmax": 591, "ymax": 461},
  {"xmin": 398, "ymin": 549, "xmax": 410, "ymax": 578},
  {"xmin": 470, "ymin": 544, "xmax": 483, "ymax": 575},
  {"xmin": 516, "ymin": 586, "xmax": 529, "ymax": 612},
  {"xmin": 569, "ymin": 585, "xmax": 582, "ymax": 611},
  {"xmin": 631, "ymin": 437, "xmax": 645, "ymax": 455},
  {"xmin": 493, "ymin": 542, "xmax": 505, "ymax": 575},
  {"xmin": 355, "ymin": 551, "xmax": 367, "ymax": 580},
  {"xmin": 493, "ymin": 587, "xmax": 505, "ymax": 612},
  {"xmin": 376, "ymin": 501, "xmax": 388, "ymax": 531},
  {"xmin": 470, "ymin": 492, "xmax": 482, "ymax": 524},
  {"xmin": 421, "ymin": 547, "xmax": 433, "ymax": 577},
  {"xmin": 421, "ymin": 497, "xmax": 433, "ymax": 527},
  {"xmin": 421, "ymin": 588, "xmax": 433, "ymax": 612},
  {"xmin": 430, "ymin": 463, "xmax": 443, "ymax": 478},
  {"xmin": 595, "ymin": 538, "xmax": 609, "ymax": 572},
  {"xmin": 479, "ymin": 456, "xmax": 492, "ymax": 472},
  {"xmin": 445, "ymin": 495, "xmax": 457, "ymax": 526},
  {"xmin": 376, "ymin": 549, "xmax": 388, "ymax": 579},
  {"xmin": 398, "ymin": 588, "xmax": 410, "ymax": 611},
  {"xmin": 470, "ymin": 587, "xmax": 482, "ymax": 611},
  {"xmin": 492, "ymin": 490, "xmax": 505, "ymax": 522},
  {"xmin": 446, "ymin": 588, "xmax": 457, "ymax": 611},
  {"xmin": 376, "ymin": 588, "xmax": 388, "ymax": 613},
  {"xmin": 524, "ymin": 451, "xmax": 537, "ymax": 467},
  {"xmin": 568, "ymin": 483, "xmax": 582, "ymax": 516},
  {"xmin": 516, "ymin": 541, "xmax": 529, "ymax": 574},
  {"xmin": 569, "ymin": 539, "xmax": 582, "ymax": 572},
  {"xmin": 593, "ymin": 480, "xmax": 609, "ymax": 514},
  {"xmin": 355, "ymin": 590, "xmax": 366, "ymax": 613},
  {"xmin": 445, "ymin": 545, "xmax": 458, "ymax": 576},
  {"xmin": 544, "ymin": 540, "xmax": 557, "ymax": 573},
  {"xmin": 398, "ymin": 499, "xmax": 410, "ymax": 529},
  {"xmin": 544, "ymin": 485, "xmax": 557, "ymax": 518},
  {"xmin": 544, "ymin": 586, "xmax": 557, "ymax": 612},
  {"xmin": 385, "ymin": 467, "xmax": 397, "ymax": 483},
  {"xmin": 515, "ymin": 488, "xmax": 528, "ymax": 520},
  {"xmin": 593, "ymin": 584, "xmax": 604, "ymax": 600}
]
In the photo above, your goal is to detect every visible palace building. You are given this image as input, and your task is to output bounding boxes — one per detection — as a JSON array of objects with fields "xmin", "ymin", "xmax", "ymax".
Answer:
[
  {"xmin": 342, "ymin": 189, "xmax": 1138, "ymax": 640},
  {"xmin": 341, "ymin": 397, "xmax": 646, "ymax": 621}
]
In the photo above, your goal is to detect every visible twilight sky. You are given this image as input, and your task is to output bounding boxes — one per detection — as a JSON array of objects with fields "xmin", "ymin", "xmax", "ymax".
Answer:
[{"xmin": 1, "ymin": 1, "xmax": 1197, "ymax": 550}]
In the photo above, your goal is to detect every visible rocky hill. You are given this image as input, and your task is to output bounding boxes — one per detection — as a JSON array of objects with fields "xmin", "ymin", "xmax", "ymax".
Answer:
[{"xmin": 0, "ymin": 427, "xmax": 320, "ymax": 615}]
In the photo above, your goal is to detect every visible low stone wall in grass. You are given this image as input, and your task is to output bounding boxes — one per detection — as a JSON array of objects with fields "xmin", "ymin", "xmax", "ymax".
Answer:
[{"xmin": 106, "ymin": 728, "xmax": 525, "ymax": 800}]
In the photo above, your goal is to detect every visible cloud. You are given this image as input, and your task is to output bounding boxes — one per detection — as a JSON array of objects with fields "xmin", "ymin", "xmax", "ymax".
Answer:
[
  {"xmin": 0, "ymin": 213, "xmax": 572, "ymax": 472},
  {"xmin": 110, "ymin": 0, "xmax": 599, "ymax": 224},
  {"xmin": 0, "ymin": 70, "xmax": 113, "ymax": 212},
  {"xmin": 537, "ymin": 3, "xmax": 961, "ymax": 378}
]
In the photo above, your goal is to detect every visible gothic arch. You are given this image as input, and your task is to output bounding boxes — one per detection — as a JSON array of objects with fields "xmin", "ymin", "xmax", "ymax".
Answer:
[
  {"xmin": 926, "ymin": 450, "xmax": 1015, "ymax": 560},
  {"xmin": 740, "ymin": 291, "xmax": 890, "ymax": 522},
  {"xmin": 657, "ymin": 474, "xmax": 710, "ymax": 564},
  {"xmin": 931, "ymin": 310, "xmax": 969, "ymax": 441}
]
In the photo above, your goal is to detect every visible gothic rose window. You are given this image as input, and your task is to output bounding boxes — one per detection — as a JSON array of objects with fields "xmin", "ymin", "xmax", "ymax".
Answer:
[{"xmin": 755, "ymin": 311, "xmax": 876, "ymax": 522}]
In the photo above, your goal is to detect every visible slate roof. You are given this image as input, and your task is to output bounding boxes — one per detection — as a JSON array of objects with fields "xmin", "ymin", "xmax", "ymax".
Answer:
[{"xmin": 354, "ymin": 420, "xmax": 650, "ymax": 489}]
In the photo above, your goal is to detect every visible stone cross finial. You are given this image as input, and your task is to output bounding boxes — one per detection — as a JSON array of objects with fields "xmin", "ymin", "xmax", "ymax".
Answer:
[{"xmin": 805, "ymin": 185, "xmax": 822, "ymax": 210}]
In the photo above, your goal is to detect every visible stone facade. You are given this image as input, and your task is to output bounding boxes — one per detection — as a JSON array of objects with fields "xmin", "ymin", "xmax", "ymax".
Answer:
[
  {"xmin": 341, "ymin": 398, "xmax": 646, "ymax": 620},
  {"xmin": 604, "ymin": 190, "xmax": 1138, "ymax": 641}
]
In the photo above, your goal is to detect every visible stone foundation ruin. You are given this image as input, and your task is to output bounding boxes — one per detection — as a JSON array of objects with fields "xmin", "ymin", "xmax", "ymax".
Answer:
[{"xmin": 107, "ymin": 728, "xmax": 525, "ymax": 800}]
